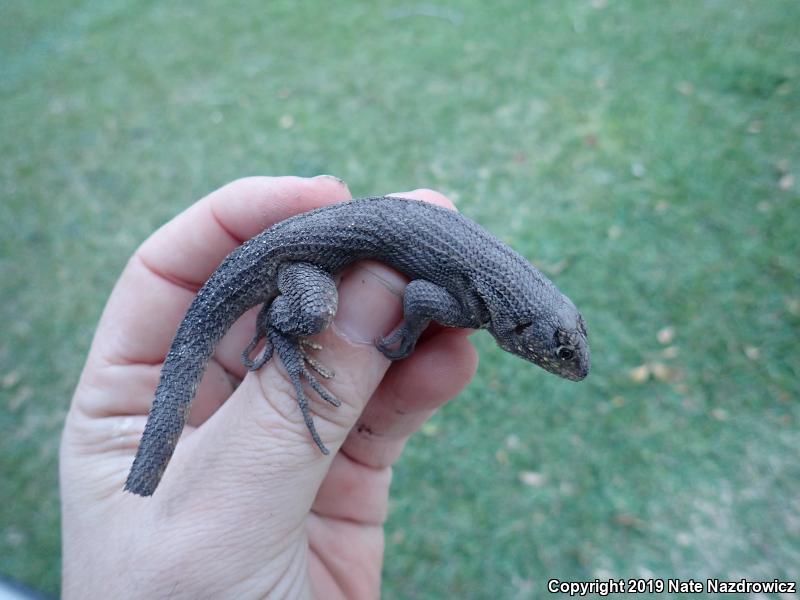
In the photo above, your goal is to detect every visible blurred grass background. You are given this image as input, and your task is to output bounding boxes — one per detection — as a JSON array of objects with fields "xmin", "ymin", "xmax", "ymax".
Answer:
[{"xmin": 1, "ymin": 0, "xmax": 798, "ymax": 597}]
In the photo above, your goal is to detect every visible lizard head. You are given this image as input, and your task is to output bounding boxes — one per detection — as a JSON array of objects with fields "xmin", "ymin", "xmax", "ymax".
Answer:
[{"xmin": 492, "ymin": 295, "xmax": 590, "ymax": 382}]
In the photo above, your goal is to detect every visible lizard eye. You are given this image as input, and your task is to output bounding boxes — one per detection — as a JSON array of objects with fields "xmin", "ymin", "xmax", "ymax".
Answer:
[
  {"xmin": 557, "ymin": 347, "xmax": 574, "ymax": 360},
  {"xmin": 513, "ymin": 321, "xmax": 533, "ymax": 336}
]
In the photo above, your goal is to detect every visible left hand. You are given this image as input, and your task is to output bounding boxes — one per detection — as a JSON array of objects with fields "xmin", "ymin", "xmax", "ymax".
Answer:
[{"xmin": 60, "ymin": 176, "xmax": 478, "ymax": 599}]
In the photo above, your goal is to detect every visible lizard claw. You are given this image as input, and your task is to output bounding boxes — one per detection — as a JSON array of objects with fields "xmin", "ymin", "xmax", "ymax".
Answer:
[
  {"xmin": 300, "ymin": 339, "xmax": 335, "ymax": 379},
  {"xmin": 376, "ymin": 325, "xmax": 417, "ymax": 360}
]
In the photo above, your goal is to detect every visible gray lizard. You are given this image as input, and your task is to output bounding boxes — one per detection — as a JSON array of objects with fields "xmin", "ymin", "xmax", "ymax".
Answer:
[{"xmin": 124, "ymin": 196, "xmax": 590, "ymax": 496}]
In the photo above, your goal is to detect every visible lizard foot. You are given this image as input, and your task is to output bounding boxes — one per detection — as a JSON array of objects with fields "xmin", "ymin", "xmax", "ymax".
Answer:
[
  {"xmin": 376, "ymin": 325, "xmax": 417, "ymax": 360},
  {"xmin": 242, "ymin": 329, "xmax": 274, "ymax": 371},
  {"xmin": 242, "ymin": 302, "xmax": 275, "ymax": 371},
  {"xmin": 299, "ymin": 339, "xmax": 335, "ymax": 379},
  {"xmin": 302, "ymin": 365, "xmax": 341, "ymax": 407},
  {"xmin": 269, "ymin": 329, "xmax": 340, "ymax": 455}
]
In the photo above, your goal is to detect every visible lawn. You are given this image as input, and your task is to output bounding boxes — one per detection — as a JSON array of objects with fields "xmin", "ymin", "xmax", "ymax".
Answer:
[{"xmin": 1, "ymin": 0, "xmax": 798, "ymax": 597}]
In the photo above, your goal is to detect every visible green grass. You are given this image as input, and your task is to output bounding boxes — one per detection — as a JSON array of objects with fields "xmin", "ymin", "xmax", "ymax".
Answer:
[{"xmin": 2, "ymin": 0, "xmax": 798, "ymax": 597}]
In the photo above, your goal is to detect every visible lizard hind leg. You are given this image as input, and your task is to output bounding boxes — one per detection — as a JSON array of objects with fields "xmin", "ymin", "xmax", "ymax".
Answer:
[
  {"xmin": 268, "ymin": 327, "xmax": 338, "ymax": 455},
  {"xmin": 263, "ymin": 261, "xmax": 342, "ymax": 453},
  {"xmin": 270, "ymin": 261, "xmax": 339, "ymax": 381}
]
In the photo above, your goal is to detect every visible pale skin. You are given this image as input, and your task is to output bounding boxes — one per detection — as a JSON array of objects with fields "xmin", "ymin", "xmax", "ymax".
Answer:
[{"xmin": 60, "ymin": 176, "xmax": 478, "ymax": 599}]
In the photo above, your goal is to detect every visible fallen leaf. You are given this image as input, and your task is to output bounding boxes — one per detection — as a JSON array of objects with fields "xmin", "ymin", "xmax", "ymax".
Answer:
[
  {"xmin": 711, "ymin": 408, "xmax": 728, "ymax": 421},
  {"xmin": 650, "ymin": 362, "xmax": 672, "ymax": 381},
  {"xmin": 662, "ymin": 346, "xmax": 679, "ymax": 359},
  {"xmin": 629, "ymin": 364, "xmax": 650, "ymax": 383},
  {"xmin": 614, "ymin": 514, "xmax": 644, "ymax": 529},
  {"xmin": 657, "ymin": 326, "xmax": 675, "ymax": 344},
  {"xmin": 421, "ymin": 422, "xmax": 439, "ymax": 436},
  {"xmin": 8, "ymin": 386, "xmax": 32, "ymax": 411},
  {"xmin": 519, "ymin": 471, "xmax": 547, "ymax": 487},
  {"xmin": 2, "ymin": 370, "xmax": 20, "ymax": 388},
  {"xmin": 541, "ymin": 258, "xmax": 570, "ymax": 275},
  {"xmin": 391, "ymin": 530, "xmax": 406, "ymax": 544},
  {"xmin": 673, "ymin": 383, "xmax": 689, "ymax": 394},
  {"xmin": 744, "ymin": 346, "xmax": 760, "ymax": 360},
  {"xmin": 5, "ymin": 527, "xmax": 25, "ymax": 548},
  {"xmin": 495, "ymin": 449, "xmax": 509, "ymax": 466},
  {"xmin": 747, "ymin": 120, "xmax": 762, "ymax": 134}
]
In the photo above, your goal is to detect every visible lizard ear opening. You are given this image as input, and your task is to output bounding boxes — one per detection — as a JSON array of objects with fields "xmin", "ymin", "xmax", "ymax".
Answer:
[{"xmin": 513, "ymin": 321, "xmax": 533, "ymax": 336}]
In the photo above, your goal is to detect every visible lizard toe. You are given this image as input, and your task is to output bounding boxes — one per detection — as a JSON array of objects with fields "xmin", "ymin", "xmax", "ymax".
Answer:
[
  {"xmin": 375, "ymin": 327, "xmax": 416, "ymax": 360},
  {"xmin": 300, "ymin": 341, "xmax": 335, "ymax": 379},
  {"xmin": 303, "ymin": 367, "xmax": 341, "ymax": 407},
  {"xmin": 242, "ymin": 331, "xmax": 274, "ymax": 371}
]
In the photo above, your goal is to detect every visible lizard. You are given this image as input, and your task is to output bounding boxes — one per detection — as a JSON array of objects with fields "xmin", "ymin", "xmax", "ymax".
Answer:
[{"xmin": 124, "ymin": 196, "xmax": 590, "ymax": 496}]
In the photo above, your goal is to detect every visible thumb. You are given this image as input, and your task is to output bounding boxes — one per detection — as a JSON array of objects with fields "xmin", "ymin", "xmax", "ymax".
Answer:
[
  {"xmin": 163, "ymin": 265, "xmax": 403, "ymax": 531},
  {"xmin": 138, "ymin": 260, "xmax": 406, "ymax": 587}
]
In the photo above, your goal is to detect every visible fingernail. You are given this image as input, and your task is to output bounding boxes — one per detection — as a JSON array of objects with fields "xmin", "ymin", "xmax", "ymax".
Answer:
[
  {"xmin": 333, "ymin": 263, "xmax": 406, "ymax": 343},
  {"xmin": 314, "ymin": 174, "xmax": 348, "ymax": 186}
]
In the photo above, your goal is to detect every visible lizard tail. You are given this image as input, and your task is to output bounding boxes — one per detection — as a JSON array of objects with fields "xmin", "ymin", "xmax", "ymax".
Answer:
[
  {"xmin": 124, "ymin": 280, "xmax": 260, "ymax": 496},
  {"xmin": 124, "ymin": 318, "xmax": 219, "ymax": 496}
]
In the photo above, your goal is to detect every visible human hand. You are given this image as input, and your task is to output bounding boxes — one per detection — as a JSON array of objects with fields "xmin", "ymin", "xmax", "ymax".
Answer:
[{"xmin": 60, "ymin": 176, "xmax": 478, "ymax": 599}]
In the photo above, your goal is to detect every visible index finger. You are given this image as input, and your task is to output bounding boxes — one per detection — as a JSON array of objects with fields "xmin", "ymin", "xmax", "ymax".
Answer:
[{"xmin": 90, "ymin": 176, "xmax": 352, "ymax": 366}]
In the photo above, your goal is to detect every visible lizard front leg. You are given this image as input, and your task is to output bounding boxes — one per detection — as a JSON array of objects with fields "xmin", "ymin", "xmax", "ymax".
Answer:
[
  {"xmin": 242, "ymin": 261, "xmax": 340, "ymax": 454},
  {"xmin": 376, "ymin": 279, "xmax": 480, "ymax": 360}
]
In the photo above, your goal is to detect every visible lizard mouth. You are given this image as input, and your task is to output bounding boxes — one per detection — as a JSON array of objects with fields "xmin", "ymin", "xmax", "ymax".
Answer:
[
  {"xmin": 564, "ymin": 366, "xmax": 589, "ymax": 381},
  {"xmin": 533, "ymin": 347, "xmax": 590, "ymax": 381},
  {"xmin": 569, "ymin": 350, "xmax": 591, "ymax": 381}
]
